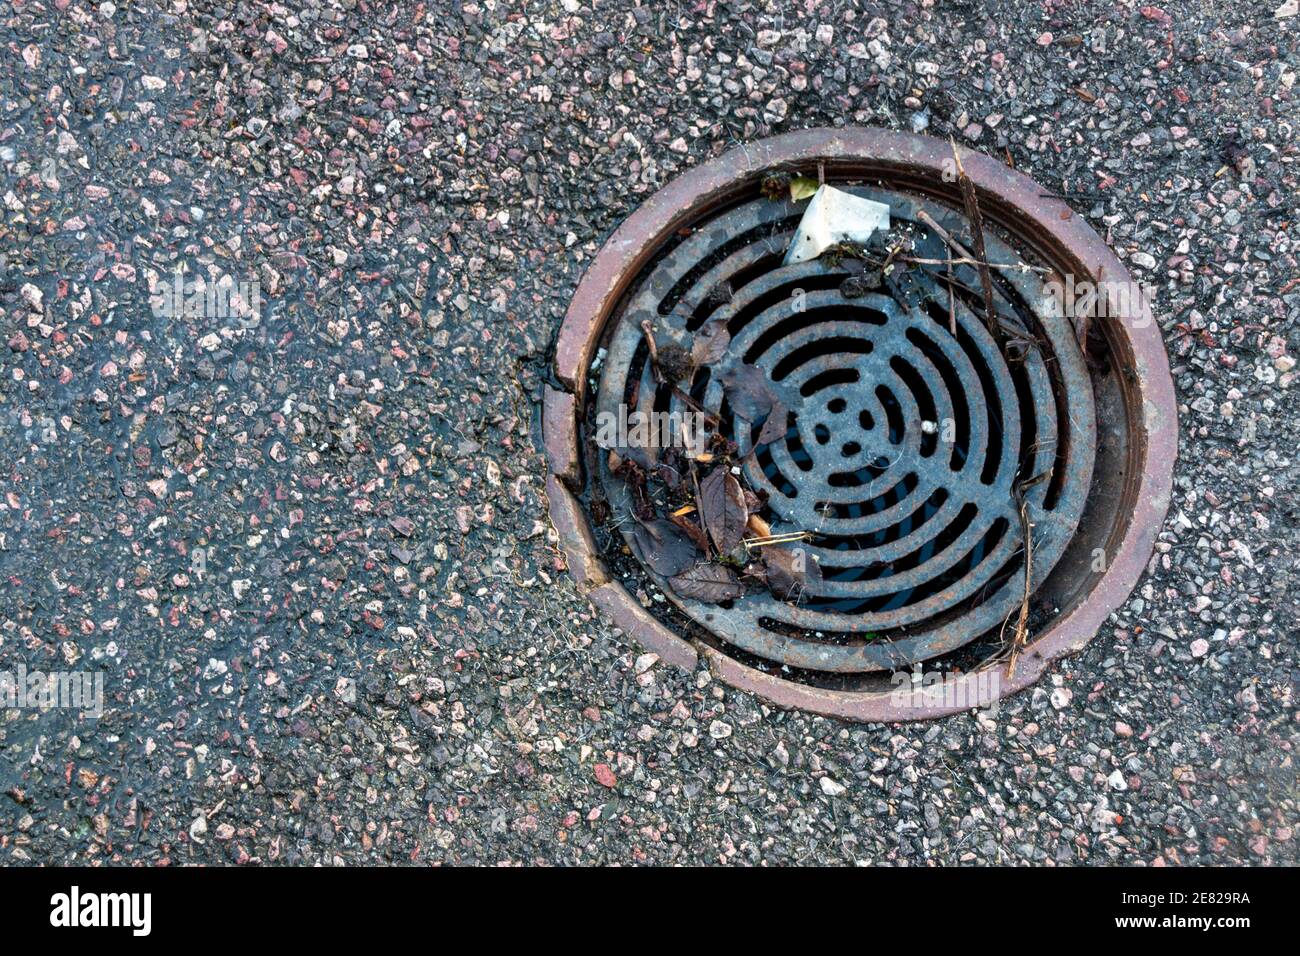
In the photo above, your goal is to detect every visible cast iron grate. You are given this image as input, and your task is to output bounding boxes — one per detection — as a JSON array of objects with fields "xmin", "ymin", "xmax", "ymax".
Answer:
[{"xmin": 593, "ymin": 187, "xmax": 1096, "ymax": 675}]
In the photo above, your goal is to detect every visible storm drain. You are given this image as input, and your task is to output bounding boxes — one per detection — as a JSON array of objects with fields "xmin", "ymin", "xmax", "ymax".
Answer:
[{"xmin": 545, "ymin": 129, "xmax": 1176, "ymax": 720}]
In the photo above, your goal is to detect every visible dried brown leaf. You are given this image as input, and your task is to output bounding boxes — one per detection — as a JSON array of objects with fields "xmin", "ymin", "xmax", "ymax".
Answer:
[
  {"xmin": 668, "ymin": 562, "xmax": 745, "ymax": 603},
  {"xmin": 691, "ymin": 316, "xmax": 732, "ymax": 366},
  {"xmin": 629, "ymin": 519, "xmax": 701, "ymax": 577},
  {"xmin": 699, "ymin": 467, "xmax": 748, "ymax": 555},
  {"xmin": 667, "ymin": 510, "xmax": 711, "ymax": 553},
  {"xmin": 763, "ymin": 545, "xmax": 822, "ymax": 601},
  {"xmin": 753, "ymin": 401, "xmax": 789, "ymax": 447},
  {"xmin": 718, "ymin": 362, "xmax": 777, "ymax": 423}
]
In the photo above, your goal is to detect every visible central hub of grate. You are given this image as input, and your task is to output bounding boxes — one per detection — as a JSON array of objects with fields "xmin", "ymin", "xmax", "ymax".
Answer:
[
  {"xmin": 544, "ymin": 129, "xmax": 1177, "ymax": 720},
  {"xmin": 594, "ymin": 190, "xmax": 1095, "ymax": 673}
]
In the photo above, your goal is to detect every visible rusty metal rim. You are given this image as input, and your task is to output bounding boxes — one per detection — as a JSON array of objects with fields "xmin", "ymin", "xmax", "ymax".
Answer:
[{"xmin": 544, "ymin": 127, "xmax": 1177, "ymax": 721}]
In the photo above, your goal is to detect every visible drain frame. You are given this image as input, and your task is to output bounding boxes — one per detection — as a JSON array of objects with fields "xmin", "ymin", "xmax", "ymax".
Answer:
[{"xmin": 544, "ymin": 127, "xmax": 1176, "ymax": 721}]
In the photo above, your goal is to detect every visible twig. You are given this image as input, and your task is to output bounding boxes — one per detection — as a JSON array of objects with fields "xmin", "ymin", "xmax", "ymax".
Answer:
[
  {"xmin": 898, "ymin": 254, "xmax": 1049, "ymax": 275},
  {"xmin": 915, "ymin": 208, "xmax": 976, "ymax": 261},
  {"xmin": 743, "ymin": 531, "xmax": 813, "ymax": 549},
  {"xmin": 932, "ymin": 271, "xmax": 1039, "ymax": 354},
  {"xmin": 1004, "ymin": 495, "xmax": 1034, "ymax": 681},
  {"xmin": 949, "ymin": 139, "xmax": 1001, "ymax": 344},
  {"xmin": 1073, "ymin": 294, "xmax": 1091, "ymax": 364},
  {"xmin": 946, "ymin": 258, "xmax": 956, "ymax": 336},
  {"xmin": 639, "ymin": 319, "xmax": 664, "ymax": 384},
  {"xmin": 689, "ymin": 462, "xmax": 706, "ymax": 553},
  {"xmin": 1004, "ymin": 470, "xmax": 1052, "ymax": 680},
  {"xmin": 1079, "ymin": 263, "xmax": 1106, "ymax": 363},
  {"xmin": 879, "ymin": 234, "xmax": 911, "ymax": 274},
  {"xmin": 671, "ymin": 386, "xmax": 721, "ymax": 426}
]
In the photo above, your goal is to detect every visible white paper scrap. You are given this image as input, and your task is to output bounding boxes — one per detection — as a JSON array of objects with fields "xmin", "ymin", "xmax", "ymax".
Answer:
[{"xmin": 783, "ymin": 185, "xmax": 891, "ymax": 265}]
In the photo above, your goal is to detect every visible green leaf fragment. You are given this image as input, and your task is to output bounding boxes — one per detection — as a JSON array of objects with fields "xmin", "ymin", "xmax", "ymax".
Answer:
[{"xmin": 789, "ymin": 176, "xmax": 820, "ymax": 201}]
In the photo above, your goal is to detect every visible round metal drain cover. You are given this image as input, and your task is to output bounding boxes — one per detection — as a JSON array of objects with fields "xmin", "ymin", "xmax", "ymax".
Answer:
[{"xmin": 544, "ymin": 129, "xmax": 1176, "ymax": 720}]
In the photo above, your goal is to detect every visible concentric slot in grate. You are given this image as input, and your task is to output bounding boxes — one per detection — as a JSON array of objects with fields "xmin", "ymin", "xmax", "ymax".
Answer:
[{"xmin": 591, "ymin": 186, "xmax": 1098, "ymax": 677}]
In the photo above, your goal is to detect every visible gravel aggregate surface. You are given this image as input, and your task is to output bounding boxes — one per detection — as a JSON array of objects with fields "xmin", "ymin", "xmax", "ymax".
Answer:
[{"xmin": 0, "ymin": 0, "xmax": 1296, "ymax": 865}]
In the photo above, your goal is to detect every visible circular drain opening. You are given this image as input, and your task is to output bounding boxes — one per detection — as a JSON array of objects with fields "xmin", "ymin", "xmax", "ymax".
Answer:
[{"xmin": 544, "ymin": 129, "xmax": 1176, "ymax": 720}]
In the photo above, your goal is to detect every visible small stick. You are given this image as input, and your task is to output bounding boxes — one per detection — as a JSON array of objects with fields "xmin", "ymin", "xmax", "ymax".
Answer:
[
  {"xmin": 743, "ymin": 531, "xmax": 813, "ymax": 549},
  {"xmin": 934, "ymin": 271, "xmax": 1039, "ymax": 354},
  {"xmin": 898, "ymin": 254, "xmax": 1048, "ymax": 275},
  {"xmin": 1071, "ymin": 263, "xmax": 1107, "ymax": 363},
  {"xmin": 915, "ymin": 206, "xmax": 1045, "ymax": 339},
  {"xmin": 915, "ymin": 208, "xmax": 976, "ymax": 261},
  {"xmin": 946, "ymin": 259, "xmax": 957, "ymax": 336},
  {"xmin": 1004, "ymin": 470, "xmax": 1052, "ymax": 680},
  {"xmin": 1005, "ymin": 495, "xmax": 1034, "ymax": 681},
  {"xmin": 671, "ymin": 386, "xmax": 721, "ymax": 426},
  {"xmin": 949, "ymin": 139, "xmax": 1001, "ymax": 343},
  {"xmin": 689, "ymin": 461, "xmax": 706, "ymax": 553},
  {"xmin": 640, "ymin": 319, "xmax": 664, "ymax": 384}
]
